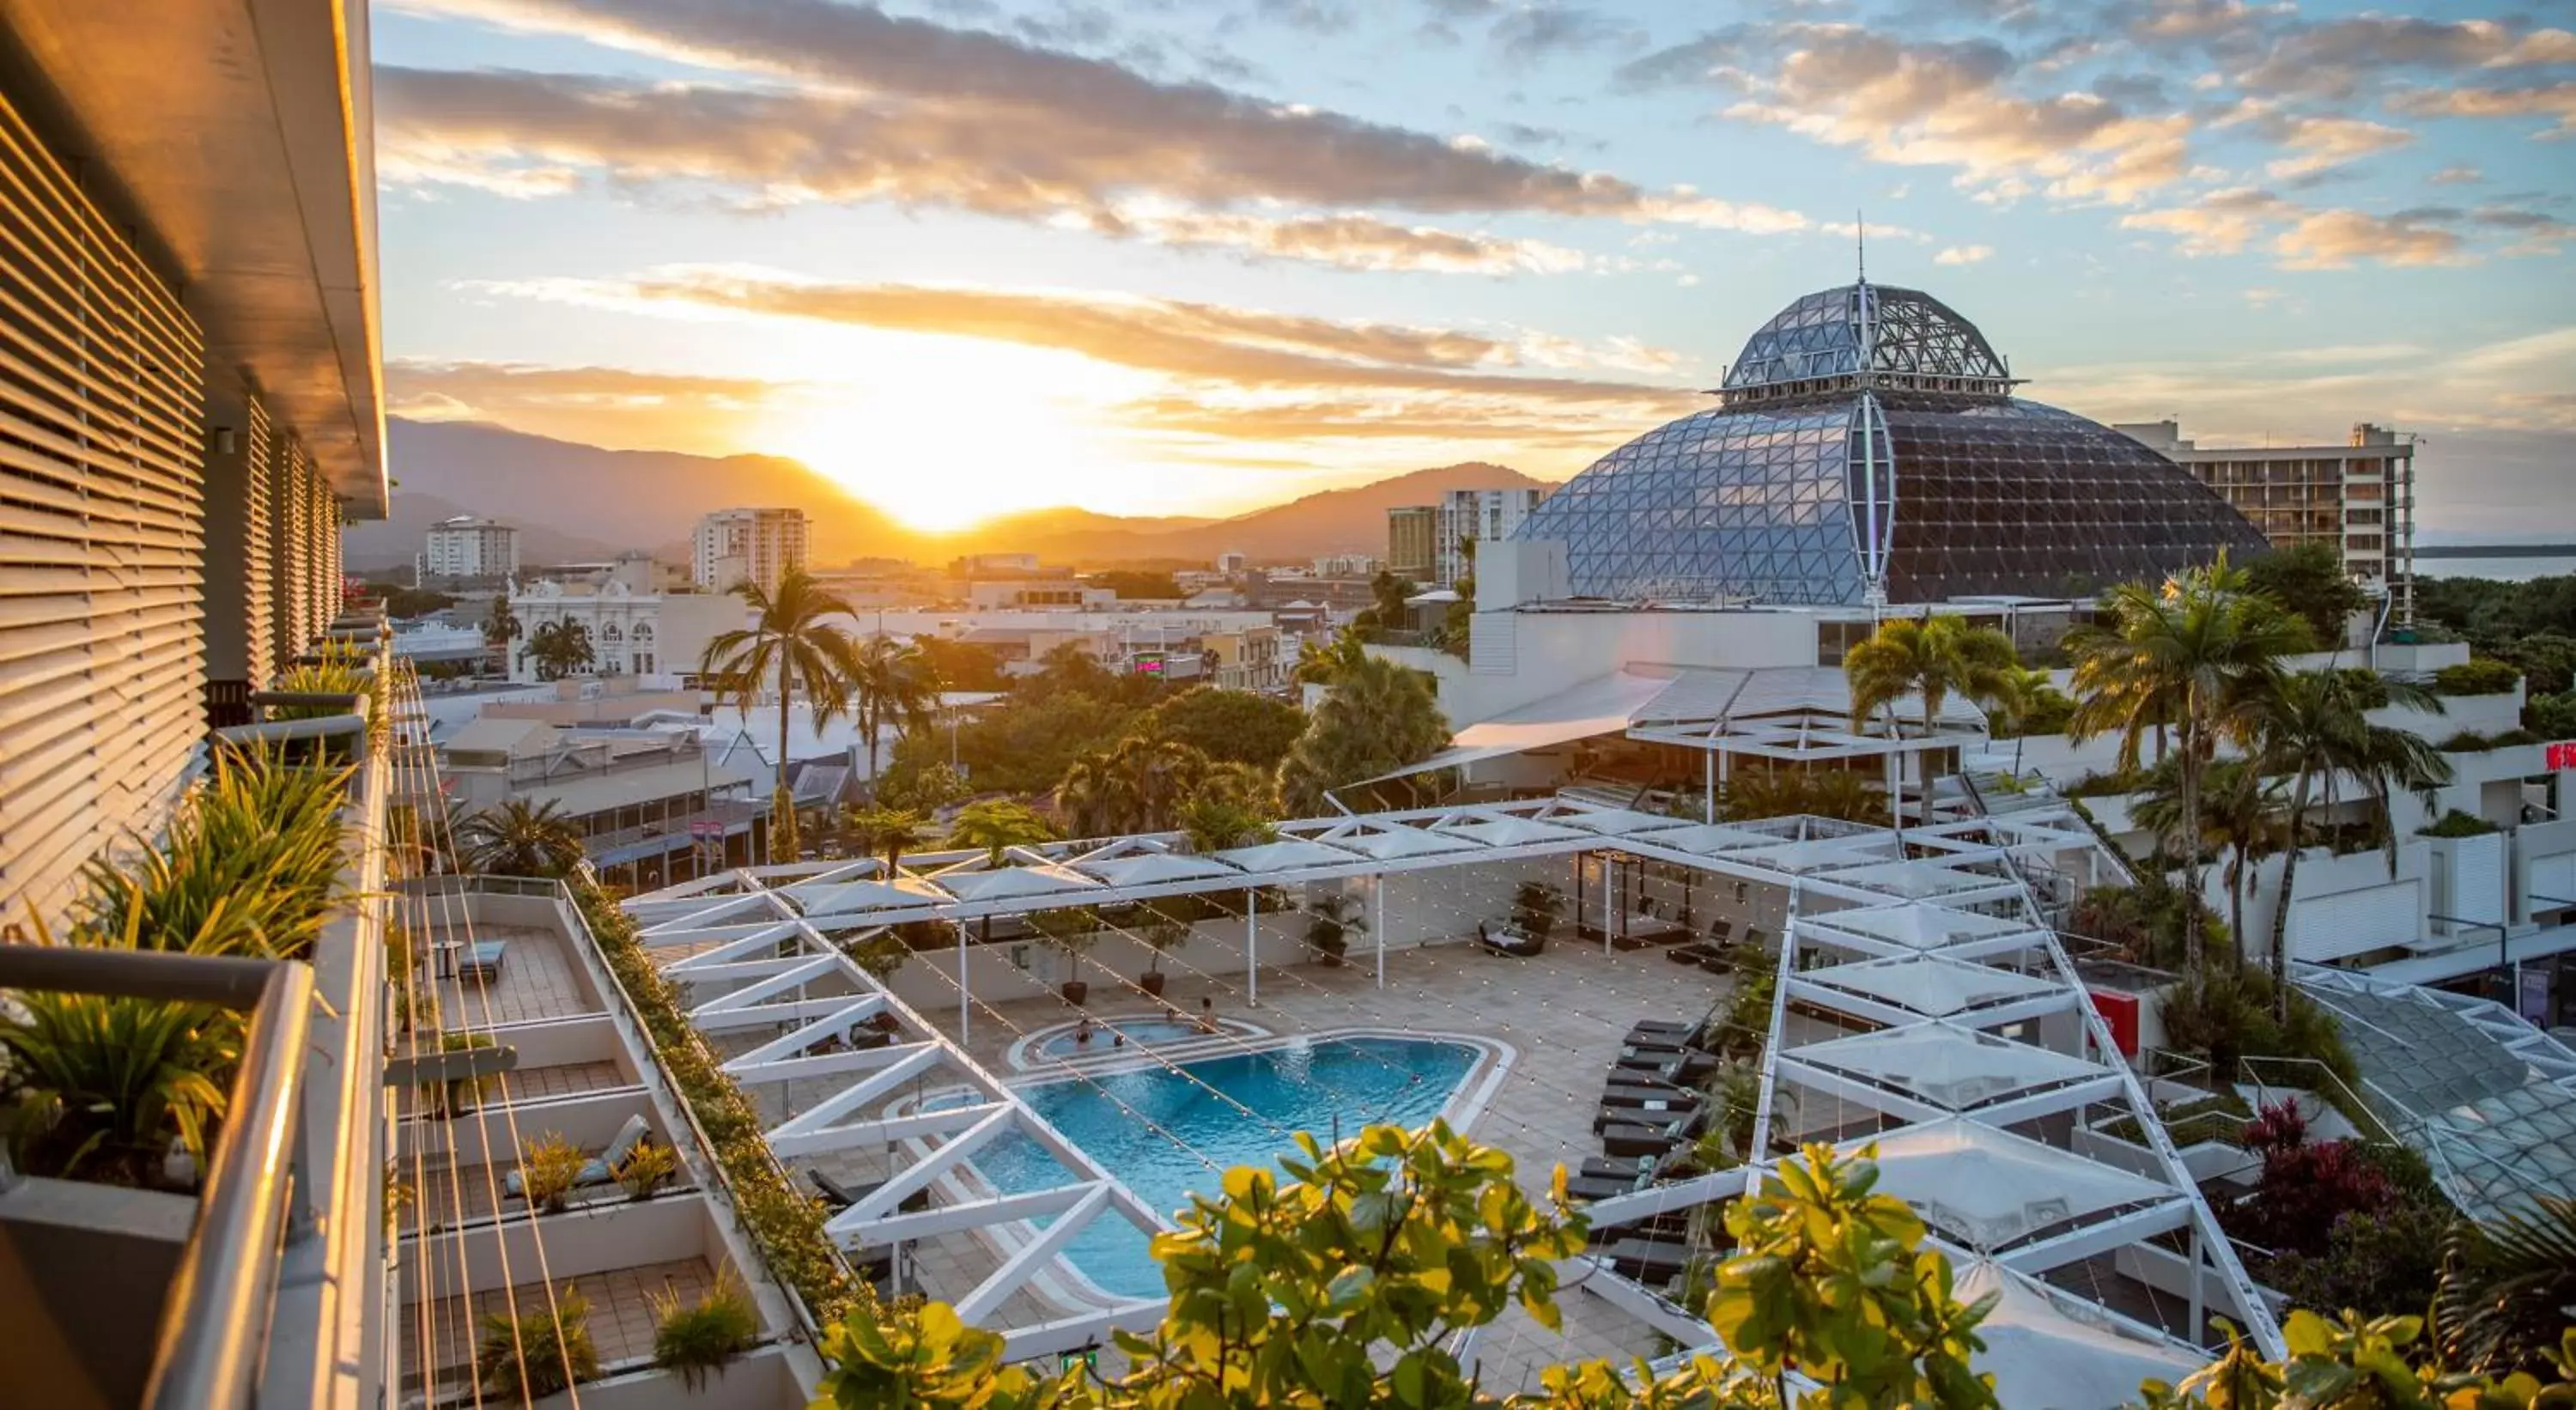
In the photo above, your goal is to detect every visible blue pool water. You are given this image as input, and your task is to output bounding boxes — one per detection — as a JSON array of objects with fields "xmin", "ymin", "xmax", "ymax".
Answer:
[
  {"xmin": 969, "ymin": 1036, "xmax": 1479, "ymax": 1298},
  {"xmin": 1030, "ymin": 1018, "xmax": 1206, "ymax": 1062}
]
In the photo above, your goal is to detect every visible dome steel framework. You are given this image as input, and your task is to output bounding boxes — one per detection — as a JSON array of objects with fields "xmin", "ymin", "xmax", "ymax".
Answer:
[{"xmin": 1514, "ymin": 283, "xmax": 2269, "ymax": 606}]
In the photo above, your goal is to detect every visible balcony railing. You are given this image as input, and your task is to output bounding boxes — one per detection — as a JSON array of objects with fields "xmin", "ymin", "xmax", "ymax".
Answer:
[{"xmin": 0, "ymin": 614, "xmax": 394, "ymax": 1410}]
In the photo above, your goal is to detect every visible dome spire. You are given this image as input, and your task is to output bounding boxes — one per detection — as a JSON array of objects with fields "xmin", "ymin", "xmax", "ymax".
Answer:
[{"xmin": 1856, "ymin": 210, "xmax": 1868, "ymax": 285}]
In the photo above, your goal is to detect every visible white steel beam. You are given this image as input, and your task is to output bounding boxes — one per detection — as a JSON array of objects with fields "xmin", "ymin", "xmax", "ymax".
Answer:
[
  {"xmin": 690, "ymin": 954, "xmax": 844, "ymax": 1015},
  {"xmin": 838, "ymin": 1181, "xmax": 1096, "ymax": 1246},
  {"xmin": 721, "ymin": 996, "xmax": 891, "ymax": 1067},
  {"xmin": 768, "ymin": 1045, "xmax": 946, "ymax": 1143},
  {"xmin": 692, "ymin": 995, "xmax": 873, "ymax": 1034},
  {"xmin": 778, "ymin": 1101, "xmax": 1011, "ymax": 1158},
  {"xmin": 953, "ymin": 1185, "xmax": 1114, "ymax": 1322},
  {"xmin": 844, "ymin": 1105, "xmax": 1019, "ymax": 1224},
  {"xmin": 1997, "ymin": 1197, "xmax": 2193, "ymax": 1273}
]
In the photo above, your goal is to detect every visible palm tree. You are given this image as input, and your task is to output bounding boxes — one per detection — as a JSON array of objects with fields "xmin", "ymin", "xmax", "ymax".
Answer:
[
  {"xmin": 946, "ymin": 799, "xmax": 1055, "ymax": 864},
  {"xmin": 853, "ymin": 635, "xmax": 942, "ymax": 794},
  {"xmin": 2067, "ymin": 556, "xmax": 2307, "ymax": 979},
  {"xmin": 846, "ymin": 806, "xmax": 933, "ymax": 875},
  {"xmin": 1277, "ymin": 653, "xmax": 1449, "ymax": 816},
  {"xmin": 522, "ymin": 620, "xmax": 595, "ymax": 681},
  {"xmin": 2436, "ymin": 1194, "xmax": 2576, "ymax": 1377},
  {"xmin": 2247, "ymin": 667, "xmax": 2451, "ymax": 1017},
  {"xmin": 483, "ymin": 595, "xmax": 519, "ymax": 659},
  {"xmin": 1293, "ymin": 628, "xmax": 1369, "ymax": 686},
  {"xmin": 2134, "ymin": 757, "xmax": 2284, "ymax": 955},
  {"xmin": 1843, "ymin": 614, "xmax": 2021, "ymax": 834},
  {"xmin": 698, "ymin": 568, "xmax": 865, "ymax": 863},
  {"xmin": 459, "ymin": 799, "xmax": 586, "ymax": 878},
  {"xmin": 1056, "ymin": 734, "xmax": 1212, "ymax": 836}
]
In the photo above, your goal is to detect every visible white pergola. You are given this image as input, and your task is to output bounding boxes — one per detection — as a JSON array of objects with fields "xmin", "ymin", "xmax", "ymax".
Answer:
[
  {"xmin": 622, "ymin": 793, "xmax": 2261, "ymax": 1384},
  {"xmin": 1624, "ymin": 665, "xmax": 1994, "ymax": 824}
]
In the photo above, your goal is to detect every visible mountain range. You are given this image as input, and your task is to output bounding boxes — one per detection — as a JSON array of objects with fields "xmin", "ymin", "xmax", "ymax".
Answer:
[{"xmin": 345, "ymin": 419, "xmax": 1554, "ymax": 571}]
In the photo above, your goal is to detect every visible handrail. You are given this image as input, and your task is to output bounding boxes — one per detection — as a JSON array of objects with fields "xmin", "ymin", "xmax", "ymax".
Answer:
[{"xmin": 0, "ymin": 945, "xmax": 314, "ymax": 1410}]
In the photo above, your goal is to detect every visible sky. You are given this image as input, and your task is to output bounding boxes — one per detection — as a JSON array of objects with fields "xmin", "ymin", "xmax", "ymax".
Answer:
[{"xmin": 374, "ymin": 0, "xmax": 2576, "ymax": 533}]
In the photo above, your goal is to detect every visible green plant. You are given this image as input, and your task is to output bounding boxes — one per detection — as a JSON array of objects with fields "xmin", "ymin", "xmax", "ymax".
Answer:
[
  {"xmin": 2419, "ymin": 809, "xmax": 2501, "ymax": 838},
  {"xmin": 945, "ymin": 799, "xmax": 1056, "ymax": 864},
  {"xmin": 2433, "ymin": 657, "xmax": 2524, "ymax": 696},
  {"xmin": 652, "ymin": 1271, "xmax": 760, "ymax": 1390},
  {"xmin": 844, "ymin": 928, "xmax": 914, "ymax": 981},
  {"xmin": 421, "ymin": 1030, "xmax": 496, "ymax": 1120},
  {"xmin": 477, "ymin": 1285, "xmax": 598, "ymax": 1401},
  {"xmin": 700, "ymin": 567, "xmax": 867, "ymax": 862},
  {"xmin": 1510, "ymin": 880, "xmax": 1566, "ymax": 936},
  {"xmin": 1302, "ymin": 889, "xmax": 1363, "ymax": 962},
  {"xmin": 2437, "ymin": 1194, "xmax": 2576, "ymax": 1377},
  {"xmin": 266, "ymin": 641, "xmax": 372, "ymax": 720},
  {"xmin": 846, "ymin": 805, "xmax": 933, "ymax": 873},
  {"xmin": 2439, "ymin": 729, "xmax": 2494, "ymax": 751},
  {"xmin": 1055, "ymin": 732, "xmax": 1215, "ymax": 836},
  {"xmin": 516, "ymin": 1131, "xmax": 588, "ymax": 1213},
  {"xmin": 568, "ymin": 881, "xmax": 867, "ymax": 1328},
  {"xmin": 458, "ymin": 798, "xmax": 586, "ymax": 878},
  {"xmin": 1844, "ymin": 612, "xmax": 2023, "ymax": 833},
  {"xmin": 1277, "ymin": 653, "xmax": 1449, "ymax": 815},
  {"xmin": 851, "ymin": 635, "xmax": 943, "ymax": 794},
  {"xmin": 0, "ymin": 957, "xmax": 239, "ymax": 1186},
  {"xmin": 617, "ymin": 1139, "xmax": 680, "ymax": 1201},
  {"xmin": 81, "ymin": 738, "xmax": 352, "ymax": 960}
]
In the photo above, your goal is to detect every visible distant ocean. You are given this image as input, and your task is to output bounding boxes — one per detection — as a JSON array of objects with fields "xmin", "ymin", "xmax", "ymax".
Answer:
[{"xmin": 2418, "ymin": 555, "xmax": 2576, "ymax": 582}]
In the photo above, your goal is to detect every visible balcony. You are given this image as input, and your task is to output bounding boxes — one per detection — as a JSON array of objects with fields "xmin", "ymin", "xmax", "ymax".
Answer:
[{"xmin": 0, "ymin": 613, "xmax": 395, "ymax": 1410}]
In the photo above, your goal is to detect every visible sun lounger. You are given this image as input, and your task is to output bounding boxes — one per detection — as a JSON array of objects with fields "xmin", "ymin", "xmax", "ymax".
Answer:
[
  {"xmin": 504, "ymin": 1114, "xmax": 648, "ymax": 1199},
  {"xmin": 1600, "ymin": 1085, "xmax": 1698, "ymax": 1111},
  {"xmin": 1601, "ymin": 1111, "xmax": 1699, "ymax": 1159},
  {"xmin": 1595, "ymin": 1098, "xmax": 1698, "ymax": 1135},
  {"xmin": 808, "ymin": 1169, "xmax": 931, "ymax": 1214},
  {"xmin": 1475, "ymin": 921, "xmax": 1546, "ymax": 957},
  {"xmin": 1599, "ymin": 1236, "xmax": 1695, "ymax": 1282},
  {"xmin": 457, "ymin": 939, "xmax": 507, "ymax": 982}
]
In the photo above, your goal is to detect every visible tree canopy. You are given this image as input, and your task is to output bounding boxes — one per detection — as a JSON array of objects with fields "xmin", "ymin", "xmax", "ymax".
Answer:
[
  {"xmin": 1278, "ymin": 654, "xmax": 1449, "ymax": 815},
  {"xmin": 1145, "ymin": 686, "xmax": 1306, "ymax": 770}
]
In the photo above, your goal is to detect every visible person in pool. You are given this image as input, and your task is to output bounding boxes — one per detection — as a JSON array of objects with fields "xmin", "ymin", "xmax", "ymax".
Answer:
[
  {"xmin": 1195, "ymin": 996, "xmax": 1218, "ymax": 1033},
  {"xmin": 1074, "ymin": 1018, "xmax": 1094, "ymax": 1046}
]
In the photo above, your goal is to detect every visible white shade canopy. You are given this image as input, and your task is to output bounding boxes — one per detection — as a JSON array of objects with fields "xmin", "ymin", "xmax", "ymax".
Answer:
[
  {"xmin": 1842, "ymin": 1117, "xmax": 2178, "ymax": 1249},
  {"xmin": 930, "ymin": 854, "xmax": 1107, "ymax": 903},
  {"xmin": 1799, "ymin": 954, "xmax": 2065, "ymax": 1018},
  {"xmin": 1804, "ymin": 903, "xmax": 2044, "ymax": 953},
  {"xmin": 1643, "ymin": 823, "xmax": 1779, "ymax": 855},
  {"xmin": 1790, "ymin": 1022, "xmax": 2111, "ymax": 1111},
  {"xmin": 1824, "ymin": 860, "xmax": 2013, "ymax": 900},
  {"xmin": 1955, "ymin": 1261, "xmax": 2207, "ymax": 1410},
  {"xmin": 1431, "ymin": 813, "xmax": 1589, "ymax": 848},
  {"xmin": 1210, "ymin": 836, "xmax": 1351, "ymax": 872},
  {"xmin": 1320, "ymin": 823, "xmax": 1484, "ymax": 861},
  {"xmin": 1074, "ymin": 851, "xmax": 1243, "ymax": 887},
  {"xmin": 1732, "ymin": 834, "xmax": 1900, "ymax": 873}
]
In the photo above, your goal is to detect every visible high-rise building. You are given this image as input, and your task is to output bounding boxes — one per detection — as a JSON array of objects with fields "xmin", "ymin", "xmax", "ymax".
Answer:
[
  {"xmin": 1386, "ymin": 505, "xmax": 1437, "ymax": 581},
  {"xmin": 1436, "ymin": 488, "xmax": 1544, "ymax": 586},
  {"xmin": 692, "ymin": 506, "xmax": 810, "ymax": 593},
  {"xmin": 416, "ymin": 514, "xmax": 519, "ymax": 586},
  {"xmin": 2115, "ymin": 420, "xmax": 2419, "ymax": 623}
]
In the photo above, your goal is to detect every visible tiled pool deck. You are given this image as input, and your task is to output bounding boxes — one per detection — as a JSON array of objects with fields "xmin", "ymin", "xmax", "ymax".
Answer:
[{"xmin": 923, "ymin": 937, "xmax": 1743, "ymax": 1388}]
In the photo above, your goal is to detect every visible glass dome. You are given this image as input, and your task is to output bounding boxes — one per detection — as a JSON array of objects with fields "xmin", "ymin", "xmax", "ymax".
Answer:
[{"xmin": 1514, "ymin": 283, "xmax": 2269, "ymax": 605}]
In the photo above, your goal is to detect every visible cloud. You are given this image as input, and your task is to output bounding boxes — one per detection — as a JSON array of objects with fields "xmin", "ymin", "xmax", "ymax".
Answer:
[
  {"xmin": 2390, "ymin": 81, "xmax": 2576, "ymax": 138},
  {"xmin": 2229, "ymin": 16, "xmax": 2576, "ymax": 100},
  {"xmin": 2117, "ymin": 187, "xmax": 2563, "ymax": 268},
  {"xmin": 1933, "ymin": 243, "xmax": 1994, "ymax": 264},
  {"xmin": 2242, "ymin": 112, "xmax": 2414, "ymax": 179},
  {"xmin": 477, "ymin": 266, "xmax": 1707, "ymax": 409},
  {"xmin": 1105, "ymin": 208, "xmax": 1594, "ymax": 273},
  {"xmin": 2269, "ymin": 207, "xmax": 2466, "ymax": 270},
  {"xmin": 1491, "ymin": 4, "xmax": 1633, "ymax": 61},
  {"xmin": 376, "ymin": 0, "xmax": 1812, "ymax": 256},
  {"xmin": 1622, "ymin": 23, "xmax": 2192, "ymax": 204},
  {"xmin": 385, "ymin": 360, "xmax": 808, "ymax": 452},
  {"xmin": 2427, "ymin": 163, "xmax": 2484, "ymax": 185}
]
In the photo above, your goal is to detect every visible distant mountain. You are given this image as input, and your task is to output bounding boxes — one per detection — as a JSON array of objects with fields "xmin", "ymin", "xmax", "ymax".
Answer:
[{"xmin": 359, "ymin": 418, "xmax": 1554, "ymax": 571}]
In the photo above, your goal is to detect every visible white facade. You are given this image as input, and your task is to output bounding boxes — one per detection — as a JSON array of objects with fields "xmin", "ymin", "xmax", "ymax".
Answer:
[
  {"xmin": 691, "ymin": 507, "xmax": 810, "ymax": 593},
  {"xmin": 1312, "ymin": 552, "xmax": 1376, "ymax": 577},
  {"xmin": 1215, "ymin": 550, "xmax": 1249, "ymax": 574},
  {"xmin": 417, "ymin": 514, "xmax": 519, "ymax": 583},
  {"xmin": 507, "ymin": 580, "xmax": 749, "ymax": 684},
  {"xmin": 1435, "ymin": 488, "xmax": 1544, "ymax": 586}
]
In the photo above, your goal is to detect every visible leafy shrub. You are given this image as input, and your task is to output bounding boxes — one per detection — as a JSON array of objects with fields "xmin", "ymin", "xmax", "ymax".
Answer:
[
  {"xmin": 2223, "ymin": 1102, "xmax": 2397, "ymax": 1258},
  {"xmin": 515, "ymin": 1131, "xmax": 588, "ymax": 1213},
  {"xmin": 0, "ymin": 978, "xmax": 238, "ymax": 1187},
  {"xmin": 569, "ymin": 881, "xmax": 869, "ymax": 1325},
  {"xmin": 419, "ymin": 1031, "xmax": 495, "ymax": 1120},
  {"xmin": 616, "ymin": 1140, "xmax": 679, "ymax": 1201},
  {"xmin": 2330, "ymin": 665, "xmax": 2391, "ymax": 709},
  {"xmin": 2433, "ymin": 657, "xmax": 2523, "ymax": 696},
  {"xmin": 653, "ymin": 1271, "xmax": 760, "ymax": 1389},
  {"xmin": 266, "ymin": 641, "xmax": 372, "ymax": 720},
  {"xmin": 477, "ymin": 1285, "xmax": 598, "ymax": 1401},
  {"xmin": 2067, "ymin": 766, "xmax": 2151, "ymax": 799},
  {"xmin": 81, "ymin": 739, "xmax": 352, "ymax": 960},
  {"xmin": 2491, "ymin": 726, "xmax": 2541, "ymax": 746},
  {"xmin": 2527, "ymin": 690, "xmax": 2576, "ymax": 739},
  {"xmin": 2438, "ymin": 729, "xmax": 2493, "ymax": 751},
  {"xmin": 1510, "ymin": 880, "xmax": 1565, "ymax": 936},
  {"xmin": 2419, "ymin": 809, "xmax": 2501, "ymax": 838}
]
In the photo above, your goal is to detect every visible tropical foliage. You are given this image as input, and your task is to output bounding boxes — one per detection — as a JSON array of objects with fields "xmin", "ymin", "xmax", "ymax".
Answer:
[
  {"xmin": 1843, "ymin": 613, "xmax": 2023, "ymax": 828},
  {"xmin": 1717, "ymin": 763, "xmax": 1885, "ymax": 824},
  {"xmin": 477, "ymin": 1285, "xmax": 599, "ymax": 1401},
  {"xmin": 1294, "ymin": 626, "xmax": 1370, "ymax": 685},
  {"xmin": 1057, "ymin": 732, "xmax": 1218, "ymax": 836},
  {"xmin": 2243, "ymin": 541, "xmax": 2366, "ymax": 647},
  {"xmin": 653, "ymin": 1271, "xmax": 760, "ymax": 1390},
  {"xmin": 699, "ymin": 566, "xmax": 866, "ymax": 861},
  {"xmin": 80, "ymin": 738, "xmax": 352, "ymax": 959},
  {"xmin": 0, "ymin": 969, "xmax": 238, "ymax": 1187},
  {"xmin": 1145, "ymin": 684, "xmax": 1306, "ymax": 769},
  {"xmin": 458, "ymin": 798, "xmax": 587, "ymax": 878},
  {"xmin": 482, "ymin": 593, "xmax": 519, "ymax": 651},
  {"xmin": 845, "ymin": 805, "xmax": 933, "ymax": 872},
  {"xmin": 2438, "ymin": 1194, "xmax": 2576, "ymax": 1377},
  {"xmin": 267, "ymin": 640, "xmax": 374, "ymax": 721},
  {"xmin": 945, "ymin": 799, "xmax": 1057, "ymax": 863},
  {"xmin": 1277, "ymin": 653, "xmax": 1449, "ymax": 815},
  {"xmin": 520, "ymin": 618, "xmax": 596, "ymax": 680},
  {"xmin": 851, "ymin": 634, "xmax": 943, "ymax": 790},
  {"xmin": 2067, "ymin": 554, "xmax": 2308, "ymax": 979}
]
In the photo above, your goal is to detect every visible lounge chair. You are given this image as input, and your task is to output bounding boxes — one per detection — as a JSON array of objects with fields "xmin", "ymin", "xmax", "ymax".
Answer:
[
  {"xmin": 808, "ymin": 1168, "xmax": 930, "ymax": 1214},
  {"xmin": 1614, "ymin": 1049, "xmax": 1719, "ymax": 1085},
  {"xmin": 1600, "ymin": 1085, "xmax": 1696, "ymax": 1111},
  {"xmin": 1598, "ymin": 1236, "xmax": 1695, "ymax": 1282},
  {"xmin": 1601, "ymin": 1110, "xmax": 1701, "ymax": 1159},
  {"xmin": 1595, "ymin": 1098, "xmax": 1698, "ymax": 1134},
  {"xmin": 456, "ymin": 940, "xmax": 507, "ymax": 982},
  {"xmin": 503, "ymin": 1114, "xmax": 648, "ymax": 1199},
  {"xmin": 1475, "ymin": 921, "xmax": 1546, "ymax": 957}
]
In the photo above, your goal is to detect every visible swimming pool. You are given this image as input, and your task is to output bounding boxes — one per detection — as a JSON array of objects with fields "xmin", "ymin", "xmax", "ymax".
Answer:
[
  {"xmin": 1028, "ymin": 1018, "xmax": 1205, "ymax": 1062},
  {"xmin": 969, "ymin": 1035, "xmax": 1481, "ymax": 1298}
]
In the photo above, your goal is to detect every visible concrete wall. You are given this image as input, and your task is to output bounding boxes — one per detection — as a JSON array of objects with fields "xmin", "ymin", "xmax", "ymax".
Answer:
[
  {"xmin": 408, "ymin": 1192, "xmax": 742, "ymax": 1306},
  {"xmin": 405, "ymin": 1087, "xmax": 671, "ymax": 1170}
]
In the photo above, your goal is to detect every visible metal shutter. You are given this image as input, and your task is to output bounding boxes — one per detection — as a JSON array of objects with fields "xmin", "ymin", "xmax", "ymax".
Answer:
[{"xmin": 0, "ymin": 86, "xmax": 207, "ymax": 927}]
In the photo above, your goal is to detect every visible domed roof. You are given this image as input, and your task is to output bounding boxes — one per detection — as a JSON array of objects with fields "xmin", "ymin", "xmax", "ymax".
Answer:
[{"xmin": 1511, "ymin": 283, "xmax": 2267, "ymax": 606}]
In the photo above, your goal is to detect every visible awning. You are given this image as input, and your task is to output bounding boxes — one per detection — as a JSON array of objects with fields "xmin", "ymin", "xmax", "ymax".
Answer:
[{"xmin": 1356, "ymin": 671, "xmax": 1676, "ymax": 784}]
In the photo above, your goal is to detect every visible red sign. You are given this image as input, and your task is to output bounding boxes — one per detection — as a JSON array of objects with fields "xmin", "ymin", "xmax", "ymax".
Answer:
[
  {"xmin": 2090, "ymin": 989, "xmax": 2141, "ymax": 1058},
  {"xmin": 2548, "ymin": 741, "xmax": 2576, "ymax": 771}
]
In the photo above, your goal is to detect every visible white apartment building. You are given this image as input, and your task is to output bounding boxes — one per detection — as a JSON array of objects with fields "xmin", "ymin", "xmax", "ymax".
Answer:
[
  {"xmin": 1312, "ymin": 552, "xmax": 1376, "ymax": 577},
  {"xmin": 1435, "ymin": 488, "xmax": 1544, "ymax": 586},
  {"xmin": 691, "ymin": 506, "xmax": 810, "ymax": 593},
  {"xmin": 2116, "ymin": 420, "xmax": 2420, "ymax": 623},
  {"xmin": 416, "ymin": 514, "xmax": 518, "ymax": 585}
]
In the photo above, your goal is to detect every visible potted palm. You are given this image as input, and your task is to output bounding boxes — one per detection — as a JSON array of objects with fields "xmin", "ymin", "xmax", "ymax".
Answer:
[
  {"xmin": 1138, "ymin": 913, "xmax": 1188, "ymax": 999},
  {"xmin": 1303, "ymin": 891, "xmax": 1363, "ymax": 967},
  {"xmin": 1031, "ymin": 907, "xmax": 1100, "ymax": 1005},
  {"xmin": 1511, "ymin": 880, "xmax": 1565, "ymax": 938}
]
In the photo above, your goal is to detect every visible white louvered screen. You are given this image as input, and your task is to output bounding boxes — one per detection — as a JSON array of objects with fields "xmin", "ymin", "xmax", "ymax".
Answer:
[
  {"xmin": 0, "ymin": 86, "xmax": 208, "ymax": 927},
  {"xmin": 274, "ymin": 434, "xmax": 309, "ymax": 657},
  {"xmin": 242, "ymin": 392, "xmax": 275, "ymax": 685}
]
